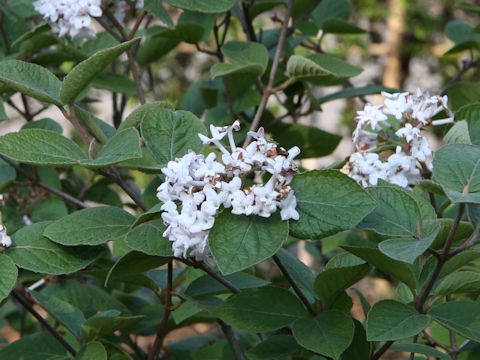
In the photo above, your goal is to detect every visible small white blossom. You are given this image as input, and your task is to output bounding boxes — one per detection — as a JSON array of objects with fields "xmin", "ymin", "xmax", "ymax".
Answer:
[
  {"xmin": 34, "ymin": 0, "xmax": 102, "ymax": 39},
  {"xmin": 0, "ymin": 225, "xmax": 12, "ymax": 248}
]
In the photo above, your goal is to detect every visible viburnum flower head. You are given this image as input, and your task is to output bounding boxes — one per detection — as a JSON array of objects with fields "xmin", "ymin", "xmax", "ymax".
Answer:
[
  {"xmin": 0, "ymin": 225, "xmax": 12, "ymax": 248},
  {"xmin": 157, "ymin": 121, "xmax": 300, "ymax": 259},
  {"xmin": 346, "ymin": 89, "xmax": 454, "ymax": 188},
  {"xmin": 34, "ymin": 0, "xmax": 144, "ymax": 39}
]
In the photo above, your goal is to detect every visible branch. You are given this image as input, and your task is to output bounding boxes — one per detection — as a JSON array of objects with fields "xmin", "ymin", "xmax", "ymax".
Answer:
[
  {"xmin": 415, "ymin": 204, "xmax": 465, "ymax": 312},
  {"xmin": 272, "ymin": 254, "xmax": 316, "ymax": 316},
  {"xmin": 102, "ymin": 8, "xmax": 146, "ymax": 104},
  {"xmin": 0, "ymin": 155, "xmax": 88, "ymax": 209},
  {"xmin": 371, "ymin": 340, "xmax": 394, "ymax": 360},
  {"xmin": 218, "ymin": 320, "xmax": 246, "ymax": 360},
  {"xmin": 11, "ymin": 290, "xmax": 77, "ymax": 356},
  {"xmin": 100, "ymin": 169, "xmax": 148, "ymax": 211},
  {"xmin": 179, "ymin": 258, "xmax": 240, "ymax": 294},
  {"xmin": 148, "ymin": 261, "xmax": 173, "ymax": 360},
  {"xmin": 243, "ymin": 0, "xmax": 294, "ymax": 147}
]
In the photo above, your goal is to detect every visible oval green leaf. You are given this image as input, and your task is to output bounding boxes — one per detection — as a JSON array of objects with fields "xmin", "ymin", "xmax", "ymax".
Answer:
[
  {"xmin": 213, "ymin": 286, "xmax": 308, "ymax": 332},
  {"xmin": 7, "ymin": 222, "xmax": 100, "ymax": 275},
  {"xmin": 209, "ymin": 211, "xmax": 289, "ymax": 275},
  {"xmin": 366, "ymin": 300, "xmax": 430, "ymax": 341},
  {"xmin": 292, "ymin": 311, "xmax": 355, "ymax": 360},
  {"xmin": 60, "ymin": 39, "xmax": 138, "ymax": 104},
  {"xmin": 0, "ymin": 60, "xmax": 62, "ymax": 105},
  {"xmin": 44, "ymin": 207, "xmax": 135, "ymax": 246},
  {"xmin": 0, "ymin": 129, "xmax": 86, "ymax": 166},
  {"xmin": 0, "ymin": 254, "xmax": 17, "ymax": 302},
  {"xmin": 289, "ymin": 170, "xmax": 376, "ymax": 239}
]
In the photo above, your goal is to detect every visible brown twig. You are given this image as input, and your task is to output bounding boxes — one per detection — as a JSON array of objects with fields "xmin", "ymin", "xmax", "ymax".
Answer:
[
  {"xmin": 11, "ymin": 290, "xmax": 77, "ymax": 356},
  {"xmin": 179, "ymin": 258, "xmax": 240, "ymax": 294},
  {"xmin": 272, "ymin": 254, "xmax": 316, "ymax": 316},
  {"xmin": 243, "ymin": 0, "xmax": 294, "ymax": 147},
  {"xmin": 218, "ymin": 320, "xmax": 246, "ymax": 360},
  {"xmin": 0, "ymin": 155, "xmax": 88, "ymax": 209},
  {"xmin": 148, "ymin": 261, "xmax": 173, "ymax": 360}
]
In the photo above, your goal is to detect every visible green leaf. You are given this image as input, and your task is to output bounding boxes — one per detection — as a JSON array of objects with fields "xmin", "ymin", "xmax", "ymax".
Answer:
[
  {"xmin": 7, "ymin": 222, "xmax": 100, "ymax": 275},
  {"xmin": 245, "ymin": 335, "xmax": 303, "ymax": 360},
  {"xmin": 141, "ymin": 108, "xmax": 206, "ymax": 165},
  {"xmin": 213, "ymin": 286, "xmax": 308, "ymax": 332},
  {"xmin": 455, "ymin": 102, "xmax": 480, "ymax": 145},
  {"xmin": 22, "ymin": 118, "xmax": 63, "ymax": 134},
  {"xmin": 314, "ymin": 264, "xmax": 370, "ymax": 302},
  {"xmin": 125, "ymin": 219, "xmax": 173, "ymax": 256},
  {"xmin": 209, "ymin": 211, "xmax": 289, "ymax": 275},
  {"xmin": 91, "ymin": 73, "xmax": 137, "ymax": 96},
  {"xmin": 119, "ymin": 101, "xmax": 174, "ymax": 131},
  {"xmin": 0, "ymin": 332, "xmax": 69, "ymax": 360},
  {"xmin": 360, "ymin": 185, "xmax": 421, "ymax": 236},
  {"xmin": 105, "ymin": 250, "xmax": 170, "ymax": 288},
  {"xmin": 60, "ymin": 39, "xmax": 138, "ymax": 104},
  {"xmin": 289, "ymin": 170, "xmax": 376, "ymax": 239},
  {"xmin": 378, "ymin": 225, "xmax": 440, "ymax": 264},
  {"xmin": 0, "ymin": 60, "xmax": 62, "ymax": 105},
  {"xmin": 287, "ymin": 53, "xmax": 362, "ymax": 79},
  {"xmin": 0, "ymin": 129, "xmax": 85, "ymax": 166},
  {"xmin": 75, "ymin": 342, "xmax": 107, "ymax": 360},
  {"xmin": 42, "ymin": 279, "xmax": 130, "ymax": 317},
  {"xmin": 81, "ymin": 128, "xmax": 142, "ymax": 167},
  {"xmin": 292, "ymin": 311, "xmax": 354, "ymax": 360},
  {"xmin": 144, "ymin": 0, "xmax": 174, "ymax": 27},
  {"xmin": 447, "ymin": 81, "xmax": 480, "ymax": 111},
  {"xmin": 0, "ymin": 158, "xmax": 16, "ymax": 189},
  {"xmin": 268, "ymin": 123, "xmax": 341, "ymax": 159},
  {"xmin": 185, "ymin": 272, "xmax": 269, "ymax": 297},
  {"xmin": 136, "ymin": 28, "xmax": 179, "ymax": 65},
  {"xmin": 164, "ymin": 0, "xmax": 236, "ymax": 13},
  {"xmin": 176, "ymin": 11, "xmax": 215, "ymax": 44},
  {"xmin": 444, "ymin": 120, "xmax": 471, "ymax": 145},
  {"xmin": 312, "ymin": 0, "xmax": 350, "ymax": 27},
  {"xmin": 434, "ymin": 271, "xmax": 480, "ymax": 296},
  {"xmin": 73, "ymin": 106, "xmax": 115, "ymax": 144},
  {"xmin": 322, "ymin": 18, "xmax": 365, "ymax": 34},
  {"xmin": 341, "ymin": 319, "xmax": 371, "ymax": 360},
  {"xmin": 390, "ymin": 343, "xmax": 452, "ymax": 360},
  {"xmin": 0, "ymin": 254, "xmax": 17, "ymax": 302},
  {"xmin": 342, "ymin": 245, "xmax": 418, "ymax": 289},
  {"xmin": 30, "ymin": 290, "xmax": 86, "ymax": 339},
  {"xmin": 44, "ymin": 207, "xmax": 135, "ymax": 246},
  {"xmin": 366, "ymin": 300, "xmax": 430, "ymax": 341},
  {"xmin": 81, "ymin": 310, "xmax": 144, "ymax": 341},
  {"xmin": 316, "ymin": 85, "xmax": 397, "ymax": 105},
  {"xmin": 210, "ymin": 41, "xmax": 268, "ymax": 78},
  {"xmin": 429, "ymin": 301, "xmax": 480, "ymax": 342},
  {"xmin": 432, "ymin": 144, "xmax": 480, "ymax": 204}
]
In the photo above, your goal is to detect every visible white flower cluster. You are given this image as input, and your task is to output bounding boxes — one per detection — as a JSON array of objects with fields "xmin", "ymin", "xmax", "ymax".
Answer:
[
  {"xmin": 345, "ymin": 89, "xmax": 454, "ymax": 188},
  {"xmin": 0, "ymin": 225, "xmax": 12, "ymax": 248},
  {"xmin": 34, "ymin": 0, "xmax": 144, "ymax": 39},
  {"xmin": 157, "ymin": 122, "xmax": 300, "ymax": 259},
  {"xmin": 34, "ymin": 0, "xmax": 102, "ymax": 39}
]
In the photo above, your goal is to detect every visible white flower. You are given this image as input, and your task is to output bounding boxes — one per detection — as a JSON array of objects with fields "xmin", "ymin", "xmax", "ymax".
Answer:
[
  {"xmin": 280, "ymin": 192, "xmax": 299, "ymax": 221},
  {"xmin": 355, "ymin": 104, "xmax": 388, "ymax": 130},
  {"xmin": 0, "ymin": 225, "xmax": 12, "ymax": 248},
  {"xmin": 34, "ymin": 0, "xmax": 102, "ymax": 39},
  {"xmin": 395, "ymin": 123, "xmax": 421, "ymax": 143},
  {"xmin": 382, "ymin": 91, "xmax": 411, "ymax": 120}
]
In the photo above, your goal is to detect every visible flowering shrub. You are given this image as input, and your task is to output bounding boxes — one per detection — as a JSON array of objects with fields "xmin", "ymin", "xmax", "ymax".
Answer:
[{"xmin": 0, "ymin": 1, "xmax": 480, "ymax": 360}]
